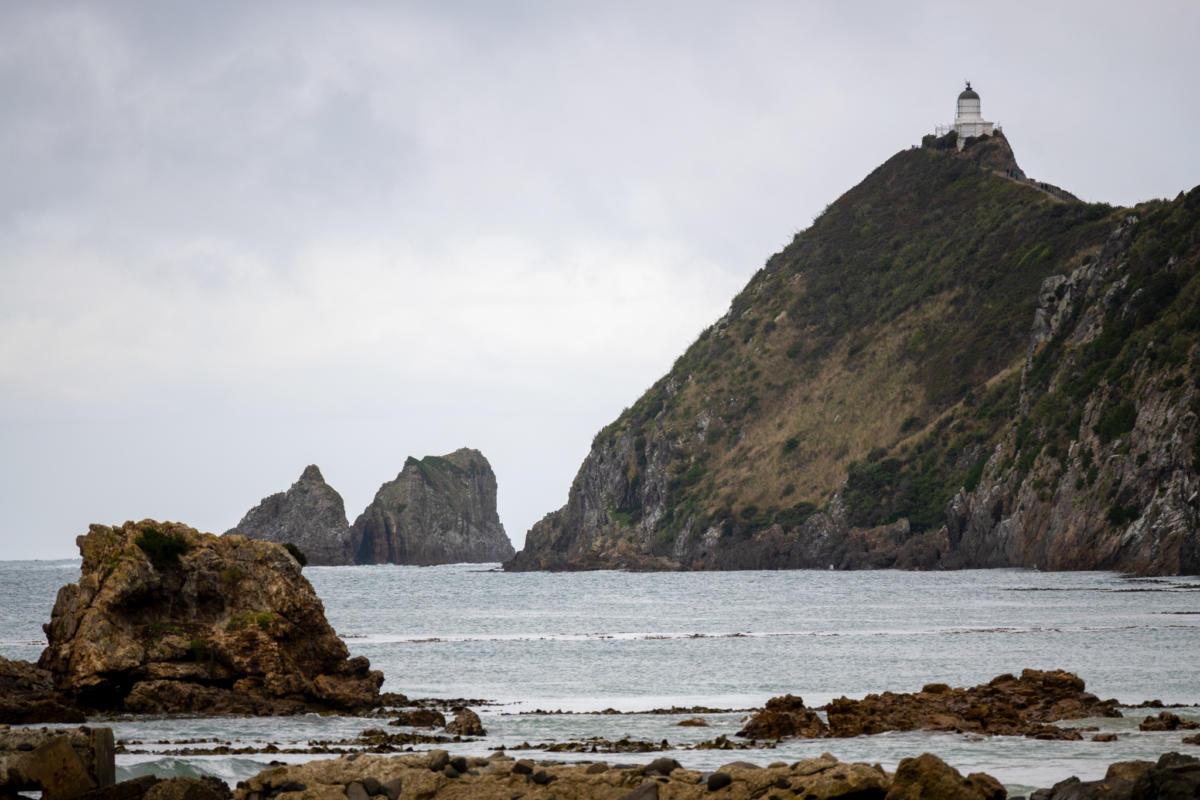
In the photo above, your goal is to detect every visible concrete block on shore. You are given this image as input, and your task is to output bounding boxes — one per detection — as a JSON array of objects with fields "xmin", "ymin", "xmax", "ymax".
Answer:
[{"xmin": 0, "ymin": 726, "xmax": 115, "ymax": 799}]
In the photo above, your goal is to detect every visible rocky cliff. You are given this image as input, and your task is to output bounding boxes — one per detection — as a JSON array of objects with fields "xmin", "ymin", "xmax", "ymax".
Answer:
[
  {"xmin": 226, "ymin": 465, "xmax": 354, "ymax": 565},
  {"xmin": 39, "ymin": 520, "xmax": 382, "ymax": 714},
  {"xmin": 508, "ymin": 132, "xmax": 1200, "ymax": 575},
  {"xmin": 353, "ymin": 449, "xmax": 515, "ymax": 565}
]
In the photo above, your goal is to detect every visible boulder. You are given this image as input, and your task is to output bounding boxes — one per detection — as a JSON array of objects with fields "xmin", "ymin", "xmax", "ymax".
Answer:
[
  {"xmin": 445, "ymin": 707, "xmax": 486, "ymax": 736},
  {"xmin": 74, "ymin": 778, "xmax": 229, "ymax": 800},
  {"xmin": 0, "ymin": 655, "xmax": 85, "ymax": 724},
  {"xmin": 389, "ymin": 709, "xmax": 447, "ymax": 728},
  {"xmin": 1030, "ymin": 752, "xmax": 1200, "ymax": 798},
  {"xmin": 1131, "ymin": 752, "xmax": 1200, "ymax": 797},
  {"xmin": 143, "ymin": 778, "xmax": 231, "ymax": 800},
  {"xmin": 232, "ymin": 750, "xmax": 908, "ymax": 800},
  {"xmin": 885, "ymin": 753, "xmax": 1005, "ymax": 800},
  {"xmin": 225, "ymin": 465, "xmax": 355, "ymax": 565},
  {"xmin": 825, "ymin": 669, "xmax": 1119, "ymax": 738},
  {"xmin": 1138, "ymin": 711, "xmax": 1200, "ymax": 731},
  {"xmin": 736, "ymin": 694, "xmax": 828, "ymax": 739},
  {"xmin": 0, "ymin": 727, "xmax": 115, "ymax": 800},
  {"xmin": 75, "ymin": 775, "xmax": 160, "ymax": 800},
  {"xmin": 38, "ymin": 520, "xmax": 382, "ymax": 714}
]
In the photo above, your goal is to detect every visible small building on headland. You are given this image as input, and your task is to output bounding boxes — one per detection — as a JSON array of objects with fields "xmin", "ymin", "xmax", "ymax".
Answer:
[
  {"xmin": 934, "ymin": 81, "xmax": 998, "ymax": 150},
  {"xmin": 922, "ymin": 84, "xmax": 1083, "ymax": 201}
]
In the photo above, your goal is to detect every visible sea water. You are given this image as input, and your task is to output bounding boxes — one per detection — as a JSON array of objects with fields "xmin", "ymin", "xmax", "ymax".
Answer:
[{"xmin": 2, "ymin": 560, "xmax": 1198, "ymax": 794}]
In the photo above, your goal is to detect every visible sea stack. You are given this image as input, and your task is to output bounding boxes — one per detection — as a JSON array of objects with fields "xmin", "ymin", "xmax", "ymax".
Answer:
[
  {"xmin": 353, "ymin": 448, "xmax": 515, "ymax": 565},
  {"xmin": 39, "ymin": 520, "xmax": 382, "ymax": 715},
  {"xmin": 226, "ymin": 465, "xmax": 355, "ymax": 565}
]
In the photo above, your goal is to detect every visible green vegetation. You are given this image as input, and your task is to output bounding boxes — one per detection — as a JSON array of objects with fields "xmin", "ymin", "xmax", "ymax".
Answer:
[
  {"xmin": 842, "ymin": 372, "xmax": 1019, "ymax": 532},
  {"xmin": 1012, "ymin": 186, "xmax": 1200, "ymax": 500},
  {"xmin": 226, "ymin": 611, "xmax": 276, "ymax": 632},
  {"xmin": 283, "ymin": 542, "xmax": 308, "ymax": 567},
  {"xmin": 147, "ymin": 621, "xmax": 182, "ymax": 639},
  {"xmin": 187, "ymin": 637, "xmax": 216, "ymax": 662},
  {"xmin": 613, "ymin": 142, "xmax": 1120, "ymax": 540},
  {"xmin": 1094, "ymin": 401, "xmax": 1138, "ymax": 444},
  {"xmin": 1107, "ymin": 502, "xmax": 1140, "ymax": 527},
  {"xmin": 567, "ymin": 135, "xmax": 1200, "ymax": 556},
  {"xmin": 135, "ymin": 527, "xmax": 191, "ymax": 570}
]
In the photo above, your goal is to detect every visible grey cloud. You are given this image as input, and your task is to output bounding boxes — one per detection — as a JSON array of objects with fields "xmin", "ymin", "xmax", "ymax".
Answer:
[{"xmin": 1, "ymin": 1, "xmax": 1198, "ymax": 557}]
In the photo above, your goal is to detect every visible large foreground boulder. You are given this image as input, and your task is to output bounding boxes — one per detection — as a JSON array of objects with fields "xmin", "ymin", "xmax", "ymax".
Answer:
[{"xmin": 38, "ymin": 520, "xmax": 382, "ymax": 714}]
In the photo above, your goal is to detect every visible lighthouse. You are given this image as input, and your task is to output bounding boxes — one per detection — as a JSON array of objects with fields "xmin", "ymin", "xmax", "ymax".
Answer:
[
  {"xmin": 935, "ymin": 82, "xmax": 997, "ymax": 149},
  {"xmin": 954, "ymin": 82, "xmax": 994, "ymax": 141}
]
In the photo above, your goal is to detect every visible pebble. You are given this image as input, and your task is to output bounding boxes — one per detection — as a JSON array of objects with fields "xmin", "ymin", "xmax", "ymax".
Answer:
[
  {"xmin": 512, "ymin": 760, "xmax": 534, "ymax": 775},
  {"xmin": 531, "ymin": 770, "xmax": 556, "ymax": 785},
  {"xmin": 381, "ymin": 778, "xmax": 402, "ymax": 800},
  {"xmin": 345, "ymin": 781, "xmax": 369, "ymax": 800},
  {"xmin": 585, "ymin": 762, "xmax": 609, "ymax": 774}
]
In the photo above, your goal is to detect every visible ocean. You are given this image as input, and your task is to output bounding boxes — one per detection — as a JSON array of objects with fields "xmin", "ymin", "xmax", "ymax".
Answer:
[{"xmin": 2, "ymin": 560, "xmax": 1198, "ymax": 795}]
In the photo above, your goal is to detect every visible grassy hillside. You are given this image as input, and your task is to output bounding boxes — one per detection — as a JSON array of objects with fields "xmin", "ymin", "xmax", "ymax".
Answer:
[{"xmin": 509, "ymin": 132, "xmax": 1199, "ymax": 573}]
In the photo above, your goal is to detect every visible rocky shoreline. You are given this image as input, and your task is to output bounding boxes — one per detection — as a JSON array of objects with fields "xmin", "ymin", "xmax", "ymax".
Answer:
[
  {"xmin": 736, "ymin": 669, "xmax": 1121, "ymax": 741},
  {"xmin": 5, "ymin": 521, "xmax": 1200, "ymax": 799},
  {"xmin": 9, "ymin": 722, "xmax": 1200, "ymax": 800}
]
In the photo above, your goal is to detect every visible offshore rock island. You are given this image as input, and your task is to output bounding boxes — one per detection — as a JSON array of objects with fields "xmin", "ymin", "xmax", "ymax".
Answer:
[
  {"xmin": 508, "ymin": 91, "xmax": 1200, "ymax": 576},
  {"xmin": 352, "ymin": 449, "xmax": 515, "ymax": 566},
  {"xmin": 229, "ymin": 448, "xmax": 514, "ymax": 566},
  {"xmin": 226, "ymin": 465, "xmax": 356, "ymax": 566}
]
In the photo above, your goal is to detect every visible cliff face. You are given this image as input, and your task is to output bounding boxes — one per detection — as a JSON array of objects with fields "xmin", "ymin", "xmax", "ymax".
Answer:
[
  {"xmin": 226, "ymin": 465, "xmax": 354, "ymax": 566},
  {"xmin": 39, "ymin": 520, "xmax": 382, "ymax": 714},
  {"xmin": 508, "ymin": 133, "xmax": 1200, "ymax": 575},
  {"xmin": 943, "ymin": 208, "xmax": 1200, "ymax": 572},
  {"xmin": 352, "ymin": 448, "xmax": 515, "ymax": 565}
]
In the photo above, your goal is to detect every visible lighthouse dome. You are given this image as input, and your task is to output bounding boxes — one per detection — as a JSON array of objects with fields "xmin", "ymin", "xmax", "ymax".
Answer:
[{"xmin": 958, "ymin": 83, "xmax": 980, "ymax": 101}]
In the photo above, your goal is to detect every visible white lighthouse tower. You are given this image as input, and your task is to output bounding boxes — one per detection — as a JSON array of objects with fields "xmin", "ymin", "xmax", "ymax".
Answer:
[
  {"xmin": 935, "ymin": 82, "xmax": 997, "ymax": 149},
  {"xmin": 951, "ymin": 82, "xmax": 994, "ymax": 148}
]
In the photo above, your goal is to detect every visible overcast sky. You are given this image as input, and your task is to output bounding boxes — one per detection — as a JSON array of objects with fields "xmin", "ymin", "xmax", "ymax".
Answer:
[{"xmin": 2, "ymin": 1, "xmax": 1198, "ymax": 559}]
